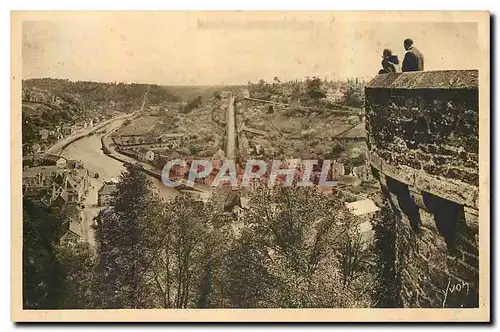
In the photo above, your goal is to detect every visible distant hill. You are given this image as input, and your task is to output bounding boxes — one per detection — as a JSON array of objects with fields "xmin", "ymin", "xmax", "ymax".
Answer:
[{"xmin": 23, "ymin": 78, "xmax": 181, "ymax": 112}]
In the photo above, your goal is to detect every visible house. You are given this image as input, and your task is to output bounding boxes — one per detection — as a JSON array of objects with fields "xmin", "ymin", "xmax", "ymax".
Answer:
[
  {"xmin": 241, "ymin": 88, "xmax": 250, "ymax": 98},
  {"xmin": 54, "ymin": 130, "xmax": 64, "ymax": 140},
  {"xmin": 22, "ymin": 164, "xmax": 90, "ymax": 206},
  {"xmin": 23, "ymin": 165, "xmax": 60, "ymax": 190},
  {"xmin": 330, "ymin": 162, "xmax": 345, "ymax": 181},
  {"xmin": 56, "ymin": 157, "xmax": 67, "ymax": 168},
  {"xmin": 65, "ymin": 172, "xmax": 86, "ymax": 202},
  {"xmin": 72, "ymin": 123, "xmax": 85, "ymax": 133},
  {"xmin": 31, "ymin": 143, "xmax": 42, "ymax": 154},
  {"xmin": 66, "ymin": 159, "xmax": 84, "ymax": 169},
  {"xmin": 326, "ymin": 88, "xmax": 346, "ymax": 103},
  {"xmin": 47, "ymin": 189, "xmax": 69, "ymax": 212},
  {"xmin": 345, "ymin": 199, "xmax": 380, "ymax": 216},
  {"xmin": 39, "ymin": 129, "xmax": 49, "ymax": 140},
  {"xmin": 97, "ymin": 182, "xmax": 118, "ymax": 206},
  {"xmin": 339, "ymin": 175, "xmax": 362, "ymax": 187},
  {"xmin": 137, "ymin": 148, "xmax": 155, "ymax": 162},
  {"xmin": 62, "ymin": 126, "xmax": 74, "ymax": 137},
  {"xmin": 156, "ymin": 133, "xmax": 185, "ymax": 143},
  {"xmin": 59, "ymin": 205, "xmax": 82, "ymax": 245},
  {"xmin": 43, "ymin": 154, "xmax": 67, "ymax": 168},
  {"xmin": 233, "ymin": 197, "xmax": 250, "ymax": 219},
  {"xmin": 351, "ymin": 165, "xmax": 372, "ymax": 182}
]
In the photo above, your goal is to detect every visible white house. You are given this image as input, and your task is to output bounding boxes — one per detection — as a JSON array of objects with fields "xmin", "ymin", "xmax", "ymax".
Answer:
[
  {"xmin": 137, "ymin": 148, "xmax": 155, "ymax": 162},
  {"xmin": 345, "ymin": 199, "xmax": 380, "ymax": 216}
]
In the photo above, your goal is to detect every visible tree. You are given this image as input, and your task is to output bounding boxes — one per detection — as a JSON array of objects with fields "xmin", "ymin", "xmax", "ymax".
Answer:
[
  {"xmin": 372, "ymin": 203, "xmax": 403, "ymax": 307},
  {"xmin": 306, "ymin": 77, "xmax": 326, "ymax": 100},
  {"xmin": 223, "ymin": 186, "xmax": 373, "ymax": 308},
  {"xmin": 146, "ymin": 191, "xmax": 233, "ymax": 308},
  {"xmin": 93, "ymin": 164, "xmax": 164, "ymax": 308},
  {"xmin": 22, "ymin": 198, "xmax": 63, "ymax": 309},
  {"xmin": 55, "ymin": 243, "xmax": 97, "ymax": 308},
  {"xmin": 345, "ymin": 84, "xmax": 364, "ymax": 108}
]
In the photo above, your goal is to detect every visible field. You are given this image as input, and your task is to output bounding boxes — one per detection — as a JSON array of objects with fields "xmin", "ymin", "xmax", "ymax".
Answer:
[
  {"xmin": 114, "ymin": 116, "xmax": 161, "ymax": 136},
  {"xmin": 238, "ymin": 100, "xmax": 366, "ymax": 161},
  {"xmin": 115, "ymin": 95, "xmax": 228, "ymax": 158}
]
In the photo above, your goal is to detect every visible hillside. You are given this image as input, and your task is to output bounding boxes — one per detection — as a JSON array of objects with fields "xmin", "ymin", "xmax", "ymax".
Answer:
[
  {"xmin": 23, "ymin": 78, "xmax": 181, "ymax": 112},
  {"xmin": 21, "ymin": 79, "xmax": 178, "ymax": 155}
]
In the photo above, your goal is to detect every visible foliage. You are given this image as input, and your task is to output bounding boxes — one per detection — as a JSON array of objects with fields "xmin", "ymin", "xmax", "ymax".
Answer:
[
  {"xmin": 22, "ymin": 198, "xmax": 63, "ymax": 309},
  {"xmin": 93, "ymin": 164, "xmax": 165, "ymax": 308},
  {"xmin": 247, "ymin": 77, "xmax": 365, "ymax": 110},
  {"xmin": 306, "ymin": 76, "xmax": 326, "ymax": 100},
  {"xmin": 371, "ymin": 203, "xmax": 403, "ymax": 307},
  {"xmin": 182, "ymin": 96, "xmax": 203, "ymax": 114},
  {"xmin": 345, "ymin": 84, "xmax": 364, "ymax": 108},
  {"xmin": 23, "ymin": 78, "xmax": 180, "ymax": 112},
  {"xmin": 55, "ymin": 243, "xmax": 96, "ymax": 308},
  {"xmin": 23, "ymin": 166, "xmax": 386, "ymax": 309},
  {"xmin": 222, "ymin": 186, "xmax": 374, "ymax": 308}
]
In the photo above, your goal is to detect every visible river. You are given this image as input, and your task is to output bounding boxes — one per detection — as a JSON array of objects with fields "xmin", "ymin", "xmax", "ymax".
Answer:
[{"xmin": 61, "ymin": 133, "xmax": 179, "ymax": 199}]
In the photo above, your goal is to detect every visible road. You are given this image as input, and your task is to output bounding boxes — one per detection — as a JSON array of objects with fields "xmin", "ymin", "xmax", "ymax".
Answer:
[
  {"xmin": 225, "ymin": 95, "xmax": 237, "ymax": 159},
  {"xmin": 47, "ymin": 90, "xmax": 148, "ymax": 157},
  {"xmin": 45, "ymin": 112, "xmax": 136, "ymax": 156}
]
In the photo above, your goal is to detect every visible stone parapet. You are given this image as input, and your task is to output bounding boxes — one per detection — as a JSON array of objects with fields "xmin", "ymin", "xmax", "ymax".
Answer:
[{"xmin": 365, "ymin": 70, "xmax": 479, "ymax": 308}]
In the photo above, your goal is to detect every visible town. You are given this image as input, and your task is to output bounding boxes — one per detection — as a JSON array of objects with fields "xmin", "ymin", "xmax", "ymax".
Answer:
[
  {"xmin": 21, "ymin": 71, "xmax": 479, "ymax": 311},
  {"xmin": 22, "ymin": 77, "xmax": 377, "ymax": 247}
]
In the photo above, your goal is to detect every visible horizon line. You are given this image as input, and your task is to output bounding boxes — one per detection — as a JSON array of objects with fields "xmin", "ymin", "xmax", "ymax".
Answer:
[{"xmin": 21, "ymin": 75, "xmax": 372, "ymax": 87}]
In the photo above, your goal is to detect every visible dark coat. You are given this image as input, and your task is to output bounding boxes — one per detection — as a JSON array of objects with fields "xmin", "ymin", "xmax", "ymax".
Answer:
[
  {"xmin": 402, "ymin": 47, "xmax": 424, "ymax": 72},
  {"xmin": 381, "ymin": 55, "xmax": 400, "ymax": 73}
]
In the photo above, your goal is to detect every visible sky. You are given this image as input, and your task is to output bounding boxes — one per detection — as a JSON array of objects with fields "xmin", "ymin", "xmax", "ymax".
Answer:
[{"xmin": 21, "ymin": 12, "xmax": 480, "ymax": 85}]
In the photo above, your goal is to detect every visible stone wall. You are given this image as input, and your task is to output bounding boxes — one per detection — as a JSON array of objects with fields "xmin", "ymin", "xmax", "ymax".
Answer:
[{"xmin": 365, "ymin": 70, "xmax": 479, "ymax": 308}]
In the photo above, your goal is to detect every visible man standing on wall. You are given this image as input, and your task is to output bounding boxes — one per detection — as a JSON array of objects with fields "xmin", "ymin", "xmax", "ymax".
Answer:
[{"xmin": 402, "ymin": 38, "xmax": 424, "ymax": 72}]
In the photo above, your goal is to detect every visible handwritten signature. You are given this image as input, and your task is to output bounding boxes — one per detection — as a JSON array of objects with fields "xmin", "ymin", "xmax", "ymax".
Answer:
[{"xmin": 442, "ymin": 278, "xmax": 470, "ymax": 308}]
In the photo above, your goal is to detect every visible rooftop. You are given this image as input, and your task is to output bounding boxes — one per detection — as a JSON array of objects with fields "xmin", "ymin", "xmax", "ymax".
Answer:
[
  {"xmin": 345, "ymin": 199, "xmax": 380, "ymax": 216},
  {"xmin": 23, "ymin": 165, "xmax": 60, "ymax": 176},
  {"xmin": 98, "ymin": 183, "xmax": 117, "ymax": 196}
]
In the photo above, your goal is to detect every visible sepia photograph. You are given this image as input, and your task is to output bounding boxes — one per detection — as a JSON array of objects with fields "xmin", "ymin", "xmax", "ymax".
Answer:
[{"xmin": 10, "ymin": 10, "xmax": 490, "ymax": 322}]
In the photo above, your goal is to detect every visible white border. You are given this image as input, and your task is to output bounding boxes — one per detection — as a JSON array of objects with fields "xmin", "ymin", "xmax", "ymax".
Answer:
[{"xmin": 3, "ymin": 1, "xmax": 498, "ymax": 331}]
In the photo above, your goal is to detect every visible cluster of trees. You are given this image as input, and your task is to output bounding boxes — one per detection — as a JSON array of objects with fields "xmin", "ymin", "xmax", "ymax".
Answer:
[
  {"xmin": 23, "ymin": 164, "xmax": 402, "ymax": 309},
  {"xmin": 181, "ymin": 96, "xmax": 203, "ymax": 114},
  {"xmin": 23, "ymin": 78, "xmax": 181, "ymax": 112}
]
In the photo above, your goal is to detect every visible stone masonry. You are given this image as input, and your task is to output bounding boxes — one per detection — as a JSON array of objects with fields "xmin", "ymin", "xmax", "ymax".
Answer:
[{"xmin": 365, "ymin": 70, "xmax": 479, "ymax": 308}]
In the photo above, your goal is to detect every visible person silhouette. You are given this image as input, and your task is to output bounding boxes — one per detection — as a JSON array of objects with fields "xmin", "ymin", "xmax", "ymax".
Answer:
[
  {"xmin": 378, "ymin": 49, "xmax": 400, "ymax": 74},
  {"xmin": 402, "ymin": 38, "xmax": 424, "ymax": 72}
]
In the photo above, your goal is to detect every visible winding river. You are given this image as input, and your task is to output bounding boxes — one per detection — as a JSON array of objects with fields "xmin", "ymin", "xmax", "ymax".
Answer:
[{"xmin": 60, "ymin": 133, "xmax": 179, "ymax": 200}]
